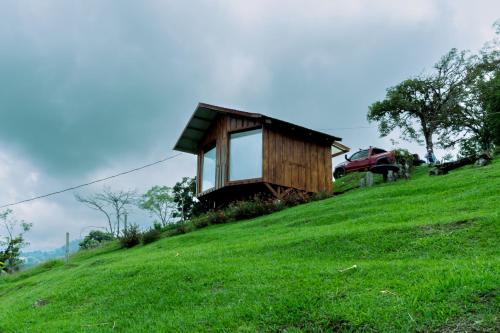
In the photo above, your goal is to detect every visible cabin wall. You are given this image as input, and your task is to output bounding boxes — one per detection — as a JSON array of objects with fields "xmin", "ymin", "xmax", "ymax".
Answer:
[
  {"xmin": 196, "ymin": 114, "xmax": 261, "ymax": 194},
  {"xmin": 263, "ymin": 127, "xmax": 332, "ymax": 193}
]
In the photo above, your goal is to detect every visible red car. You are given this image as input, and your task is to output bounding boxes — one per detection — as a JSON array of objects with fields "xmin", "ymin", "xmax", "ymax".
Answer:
[{"xmin": 334, "ymin": 147, "xmax": 396, "ymax": 178}]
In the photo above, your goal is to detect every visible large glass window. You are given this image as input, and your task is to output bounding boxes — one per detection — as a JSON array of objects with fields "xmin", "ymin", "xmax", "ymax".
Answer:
[
  {"xmin": 229, "ymin": 128, "xmax": 262, "ymax": 181},
  {"xmin": 202, "ymin": 146, "xmax": 216, "ymax": 191}
]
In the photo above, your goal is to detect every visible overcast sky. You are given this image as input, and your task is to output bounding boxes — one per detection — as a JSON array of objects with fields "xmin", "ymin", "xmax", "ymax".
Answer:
[{"xmin": 1, "ymin": 0, "xmax": 498, "ymax": 250}]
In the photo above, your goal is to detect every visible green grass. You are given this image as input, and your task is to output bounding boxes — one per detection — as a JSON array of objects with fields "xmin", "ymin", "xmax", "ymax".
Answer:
[{"xmin": 1, "ymin": 161, "xmax": 499, "ymax": 332}]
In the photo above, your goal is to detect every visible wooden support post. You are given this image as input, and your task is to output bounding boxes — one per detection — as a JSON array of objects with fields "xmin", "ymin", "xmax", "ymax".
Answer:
[
  {"xmin": 264, "ymin": 183, "xmax": 280, "ymax": 199},
  {"xmin": 65, "ymin": 232, "xmax": 69, "ymax": 264}
]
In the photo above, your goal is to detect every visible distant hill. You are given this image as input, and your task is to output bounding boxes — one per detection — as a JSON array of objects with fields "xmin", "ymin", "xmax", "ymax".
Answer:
[
  {"xmin": 1, "ymin": 160, "xmax": 499, "ymax": 332},
  {"xmin": 21, "ymin": 239, "xmax": 80, "ymax": 267}
]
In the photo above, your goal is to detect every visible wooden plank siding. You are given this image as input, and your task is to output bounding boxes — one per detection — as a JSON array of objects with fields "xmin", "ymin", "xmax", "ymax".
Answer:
[
  {"xmin": 263, "ymin": 128, "xmax": 332, "ymax": 193},
  {"xmin": 196, "ymin": 113, "xmax": 333, "ymax": 197}
]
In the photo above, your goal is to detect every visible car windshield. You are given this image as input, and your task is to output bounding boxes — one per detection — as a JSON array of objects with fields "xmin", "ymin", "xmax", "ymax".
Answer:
[{"xmin": 350, "ymin": 150, "xmax": 368, "ymax": 160}]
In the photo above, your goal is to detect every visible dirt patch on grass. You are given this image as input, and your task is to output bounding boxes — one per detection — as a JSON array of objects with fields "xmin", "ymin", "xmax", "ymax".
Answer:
[
  {"xmin": 429, "ymin": 318, "xmax": 499, "ymax": 333},
  {"xmin": 33, "ymin": 298, "xmax": 49, "ymax": 308},
  {"xmin": 473, "ymin": 288, "xmax": 498, "ymax": 304},
  {"xmin": 275, "ymin": 317, "xmax": 373, "ymax": 333},
  {"xmin": 419, "ymin": 219, "xmax": 477, "ymax": 235},
  {"xmin": 426, "ymin": 288, "xmax": 499, "ymax": 333}
]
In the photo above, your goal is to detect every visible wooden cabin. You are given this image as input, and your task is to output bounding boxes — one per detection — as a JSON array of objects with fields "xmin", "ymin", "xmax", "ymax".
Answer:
[{"xmin": 174, "ymin": 103, "xmax": 349, "ymax": 206}]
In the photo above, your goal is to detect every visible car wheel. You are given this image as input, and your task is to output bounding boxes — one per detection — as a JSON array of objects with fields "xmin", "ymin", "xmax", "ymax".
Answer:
[{"xmin": 334, "ymin": 168, "xmax": 345, "ymax": 179}]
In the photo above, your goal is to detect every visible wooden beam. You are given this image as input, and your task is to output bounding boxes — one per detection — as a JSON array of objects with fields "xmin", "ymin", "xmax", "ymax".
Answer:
[
  {"xmin": 264, "ymin": 183, "xmax": 280, "ymax": 199},
  {"xmin": 281, "ymin": 187, "xmax": 294, "ymax": 198}
]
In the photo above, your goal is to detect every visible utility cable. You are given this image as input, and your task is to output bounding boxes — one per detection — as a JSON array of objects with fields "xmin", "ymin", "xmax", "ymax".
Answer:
[{"xmin": 0, "ymin": 153, "xmax": 183, "ymax": 209}]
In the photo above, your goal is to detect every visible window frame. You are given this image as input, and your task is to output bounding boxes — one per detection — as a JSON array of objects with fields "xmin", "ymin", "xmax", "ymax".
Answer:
[{"xmin": 226, "ymin": 126, "xmax": 264, "ymax": 185}]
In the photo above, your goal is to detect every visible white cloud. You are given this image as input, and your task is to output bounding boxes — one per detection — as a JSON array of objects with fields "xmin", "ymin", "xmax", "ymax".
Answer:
[
  {"xmin": 220, "ymin": 0, "xmax": 438, "ymax": 27},
  {"xmin": 0, "ymin": 0, "xmax": 498, "ymax": 251}
]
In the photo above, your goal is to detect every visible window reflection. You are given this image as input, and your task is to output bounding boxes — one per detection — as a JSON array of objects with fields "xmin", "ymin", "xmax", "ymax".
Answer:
[
  {"xmin": 230, "ymin": 128, "xmax": 262, "ymax": 181},
  {"xmin": 202, "ymin": 146, "xmax": 216, "ymax": 191}
]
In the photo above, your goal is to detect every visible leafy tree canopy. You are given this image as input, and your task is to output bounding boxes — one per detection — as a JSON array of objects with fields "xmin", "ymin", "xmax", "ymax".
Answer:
[
  {"xmin": 172, "ymin": 177, "xmax": 204, "ymax": 221},
  {"xmin": 139, "ymin": 186, "xmax": 176, "ymax": 227},
  {"xmin": 0, "ymin": 209, "xmax": 32, "ymax": 273},
  {"xmin": 368, "ymin": 48, "xmax": 468, "ymax": 160}
]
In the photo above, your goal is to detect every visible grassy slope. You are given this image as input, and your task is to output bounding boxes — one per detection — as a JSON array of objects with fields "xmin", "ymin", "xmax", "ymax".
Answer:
[{"xmin": 0, "ymin": 162, "xmax": 499, "ymax": 332}]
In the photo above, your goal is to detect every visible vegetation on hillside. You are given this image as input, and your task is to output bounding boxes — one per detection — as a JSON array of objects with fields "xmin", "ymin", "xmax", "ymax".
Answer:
[
  {"xmin": 0, "ymin": 209, "xmax": 32, "ymax": 273},
  {"xmin": 0, "ymin": 160, "xmax": 498, "ymax": 332},
  {"xmin": 368, "ymin": 23, "xmax": 499, "ymax": 160}
]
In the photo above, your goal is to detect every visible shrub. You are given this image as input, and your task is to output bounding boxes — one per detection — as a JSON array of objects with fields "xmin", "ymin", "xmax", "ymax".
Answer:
[
  {"xmin": 226, "ymin": 198, "xmax": 272, "ymax": 220},
  {"xmin": 166, "ymin": 227, "xmax": 185, "ymax": 237},
  {"xmin": 153, "ymin": 221, "xmax": 163, "ymax": 231},
  {"xmin": 192, "ymin": 215, "xmax": 210, "ymax": 228},
  {"xmin": 271, "ymin": 199, "xmax": 287, "ymax": 212},
  {"xmin": 142, "ymin": 228, "xmax": 161, "ymax": 245},
  {"xmin": 79, "ymin": 230, "xmax": 114, "ymax": 250},
  {"xmin": 206, "ymin": 210, "xmax": 229, "ymax": 224},
  {"xmin": 166, "ymin": 222, "xmax": 194, "ymax": 236},
  {"xmin": 119, "ymin": 224, "xmax": 141, "ymax": 248},
  {"xmin": 394, "ymin": 148, "xmax": 415, "ymax": 168},
  {"xmin": 161, "ymin": 191, "xmax": 318, "ymax": 238},
  {"xmin": 311, "ymin": 191, "xmax": 332, "ymax": 201},
  {"xmin": 41, "ymin": 259, "xmax": 64, "ymax": 270},
  {"xmin": 282, "ymin": 192, "xmax": 309, "ymax": 207}
]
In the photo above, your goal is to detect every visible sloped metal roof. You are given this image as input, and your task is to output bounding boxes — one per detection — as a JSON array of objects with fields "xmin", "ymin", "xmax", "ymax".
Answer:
[{"xmin": 173, "ymin": 103, "xmax": 344, "ymax": 154}]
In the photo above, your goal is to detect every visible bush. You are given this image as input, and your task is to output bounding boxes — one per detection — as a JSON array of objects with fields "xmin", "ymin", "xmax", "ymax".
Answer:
[
  {"xmin": 161, "ymin": 191, "xmax": 319, "ymax": 238},
  {"xmin": 226, "ymin": 198, "xmax": 272, "ymax": 220},
  {"xmin": 153, "ymin": 221, "xmax": 163, "ymax": 231},
  {"xmin": 394, "ymin": 148, "xmax": 415, "ymax": 168},
  {"xmin": 192, "ymin": 216, "xmax": 209, "ymax": 228},
  {"xmin": 166, "ymin": 222, "xmax": 194, "ymax": 236},
  {"xmin": 282, "ymin": 192, "xmax": 309, "ymax": 207},
  {"xmin": 79, "ymin": 230, "xmax": 114, "ymax": 250},
  {"xmin": 311, "ymin": 191, "xmax": 332, "ymax": 201},
  {"xmin": 271, "ymin": 199, "xmax": 287, "ymax": 212},
  {"xmin": 40, "ymin": 259, "xmax": 64, "ymax": 270},
  {"xmin": 206, "ymin": 210, "xmax": 229, "ymax": 224},
  {"xmin": 142, "ymin": 228, "xmax": 161, "ymax": 245},
  {"xmin": 119, "ymin": 224, "xmax": 141, "ymax": 248}
]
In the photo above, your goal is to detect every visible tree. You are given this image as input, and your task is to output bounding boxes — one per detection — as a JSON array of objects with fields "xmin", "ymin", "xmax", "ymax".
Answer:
[
  {"xmin": 75, "ymin": 193, "xmax": 114, "ymax": 235},
  {"xmin": 139, "ymin": 186, "xmax": 176, "ymax": 227},
  {"xmin": 483, "ymin": 73, "xmax": 500, "ymax": 151},
  {"xmin": 438, "ymin": 23, "xmax": 500, "ymax": 155},
  {"xmin": 172, "ymin": 177, "xmax": 203, "ymax": 221},
  {"xmin": 445, "ymin": 66, "xmax": 500, "ymax": 156},
  {"xmin": 368, "ymin": 49, "xmax": 468, "ymax": 162},
  {"xmin": 75, "ymin": 187, "xmax": 137, "ymax": 237},
  {"xmin": 79, "ymin": 230, "xmax": 114, "ymax": 250},
  {"xmin": 0, "ymin": 209, "xmax": 32, "ymax": 273}
]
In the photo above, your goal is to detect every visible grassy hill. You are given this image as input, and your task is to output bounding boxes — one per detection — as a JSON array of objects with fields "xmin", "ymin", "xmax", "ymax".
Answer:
[{"xmin": 0, "ymin": 161, "xmax": 499, "ymax": 332}]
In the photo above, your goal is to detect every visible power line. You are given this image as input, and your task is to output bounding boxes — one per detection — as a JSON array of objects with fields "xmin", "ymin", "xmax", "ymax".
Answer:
[{"xmin": 0, "ymin": 152, "xmax": 183, "ymax": 209}]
